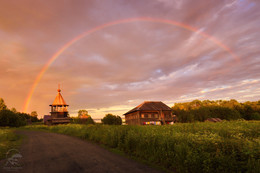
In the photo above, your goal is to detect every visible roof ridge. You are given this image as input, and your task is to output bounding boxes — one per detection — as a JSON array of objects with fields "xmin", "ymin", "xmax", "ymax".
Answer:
[{"xmin": 124, "ymin": 101, "xmax": 171, "ymax": 115}]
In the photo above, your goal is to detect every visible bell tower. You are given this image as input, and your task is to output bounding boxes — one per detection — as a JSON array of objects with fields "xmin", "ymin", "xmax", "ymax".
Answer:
[{"xmin": 49, "ymin": 85, "xmax": 69, "ymax": 118}]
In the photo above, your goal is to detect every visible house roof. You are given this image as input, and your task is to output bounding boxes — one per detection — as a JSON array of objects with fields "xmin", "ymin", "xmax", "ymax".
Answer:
[
  {"xmin": 124, "ymin": 101, "xmax": 172, "ymax": 115},
  {"xmin": 205, "ymin": 118, "xmax": 222, "ymax": 122},
  {"xmin": 50, "ymin": 88, "xmax": 68, "ymax": 106}
]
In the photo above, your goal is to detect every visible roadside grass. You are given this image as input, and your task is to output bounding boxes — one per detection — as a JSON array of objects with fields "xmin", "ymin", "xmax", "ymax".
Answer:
[
  {"xmin": 0, "ymin": 128, "xmax": 23, "ymax": 160},
  {"xmin": 22, "ymin": 120, "xmax": 260, "ymax": 173}
]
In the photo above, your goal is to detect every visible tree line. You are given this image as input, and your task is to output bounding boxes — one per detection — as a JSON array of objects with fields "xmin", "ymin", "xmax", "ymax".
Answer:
[
  {"xmin": 1, "ymin": 97, "xmax": 259, "ymax": 126},
  {"xmin": 71, "ymin": 110, "xmax": 122, "ymax": 125},
  {"xmin": 0, "ymin": 98, "xmax": 40, "ymax": 127},
  {"xmin": 0, "ymin": 96, "xmax": 123, "ymax": 127},
  {"xmin": 172, "ymin": 99, "xmax": 260, "ymax": 123}
]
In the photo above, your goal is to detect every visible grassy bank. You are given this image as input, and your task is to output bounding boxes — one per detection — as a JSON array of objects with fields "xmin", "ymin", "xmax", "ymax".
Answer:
[
  {"xmin": 0, "ymin": 128, "xmax": 23, "ymax": 160},
  {"xmin": 23, "ymin": 120, "xmax": 260, "ymax": 172}
]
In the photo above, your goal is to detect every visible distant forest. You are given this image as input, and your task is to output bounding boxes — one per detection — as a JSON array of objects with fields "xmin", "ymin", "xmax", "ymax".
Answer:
[
  {"xmin": 0, "ymin": 98, "xmax": 40, "ymax": 127},
  {"xmin": 172, "ymin": 99, "xmax": 260, "ymax": 122}
]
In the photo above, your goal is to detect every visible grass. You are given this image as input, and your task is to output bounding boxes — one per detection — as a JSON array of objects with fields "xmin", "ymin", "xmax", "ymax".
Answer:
[
  {"xmin": 22, "ymin": 120, "xmax": 260, "ymax": 172},
  {"xmin": 0, "ymin": 128, "xmax": 23, "ymax": 160}
]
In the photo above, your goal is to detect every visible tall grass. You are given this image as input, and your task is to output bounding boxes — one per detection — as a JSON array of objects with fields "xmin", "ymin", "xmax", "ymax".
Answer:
[
  {"xmin": 24, "ymin": 120, "xmax": 260, "ymax": 173},
  {"xmin": 0, "ymin": 128, "xmax": 22, "ymax": 160}
]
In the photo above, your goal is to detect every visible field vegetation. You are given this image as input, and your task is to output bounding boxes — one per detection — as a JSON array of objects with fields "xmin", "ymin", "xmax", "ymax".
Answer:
[
  {"xmin": 23, "ymin": 120, "xmax": 259, "ymax": 172},
  {"xmin": 0, "ymin": 128, "xmax": 23, "ymax": 160}
]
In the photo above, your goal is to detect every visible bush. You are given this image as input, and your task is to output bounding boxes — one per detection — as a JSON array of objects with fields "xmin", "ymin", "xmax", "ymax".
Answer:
[{"xmin": 101, "ymin": 114, "xmax": 122, "ymax": 125}]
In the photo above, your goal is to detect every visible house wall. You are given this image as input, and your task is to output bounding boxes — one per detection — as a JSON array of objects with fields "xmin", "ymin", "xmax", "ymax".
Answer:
[{"xmin": 125, "ymin": 110, "xmax": 173, "ymax": 125}]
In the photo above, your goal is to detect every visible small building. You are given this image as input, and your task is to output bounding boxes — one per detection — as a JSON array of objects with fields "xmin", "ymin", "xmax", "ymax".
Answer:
[
  {"xmin": 43, "ymin": 115, "xmax": 51, "ymax": 123},
  {"xmin": 205, "ymin": 118, "xmax": 222, "ymax": 122},
  {"xmin": 124, "ymin": 101, "xmax": 175, "ymax": 125},
  {"xmin": 44, "ymin": 86, "xmax": 71, "ymax": 125}
]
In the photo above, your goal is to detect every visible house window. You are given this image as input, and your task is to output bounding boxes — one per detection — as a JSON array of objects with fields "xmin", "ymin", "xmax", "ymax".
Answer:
[
  {"xmin": 155, "ymin": 114, "xmax": 158, "ymax": 118},
  {"xmin": 141, "ymin": 114, "xmax": 144, "ymax": 118},
  {"xmin": 148, "ymin": 114, "xmax": 151, "ymax": 118}
]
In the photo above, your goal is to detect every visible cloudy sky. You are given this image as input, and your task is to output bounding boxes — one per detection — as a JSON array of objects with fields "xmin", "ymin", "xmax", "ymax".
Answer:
[{"xmin": 0, "ymin": 0, "xmax": 259, "ymax": 118}]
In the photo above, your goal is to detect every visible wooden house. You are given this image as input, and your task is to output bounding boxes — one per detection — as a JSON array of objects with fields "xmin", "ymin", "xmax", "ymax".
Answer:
[{"xmin": 124, "ymin": 101, "xmax": 175, "ymax": 125}]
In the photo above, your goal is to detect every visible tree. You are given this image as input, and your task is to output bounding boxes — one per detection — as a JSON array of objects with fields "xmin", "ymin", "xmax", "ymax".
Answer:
[
  {"xmin": 18, "ymin": 112, "xmax": 30, "ymax": 120},
  {"xmin": 191, "ymin": 99, "xmax": 202, "ymax": 108},
  {"xmin": 0, "ymin": 98, "xmax": 7, "ymax": 111},
  {"xmin": 0, "ymin": 109, "xmax": 26, "ymax": 127},
  {"xmin": 242, "ymin": 105, "xmax": 255, "ymax": 120},
  {"xmin": 251, "ymin": 112, "xmax": 260, "ymax": 120},
  {"xmin": 31, "ymin": 111, "xmax": 38, "ymax": 117},
  {"xmin": 115, "ymin": 115, "xmax": 122, "ymax": 125},
  {"xmin": 85, "ymin": 117, "xmax": 95, "ymax": 125},
  {"xmin": 101, "ymin": 114, "xmax": 122, "ymax": 125},
  {"xmin": 30, "ymin": 111, "xmax": 39, "ymax": 122},
  {"xmin": 11, "ymin": 108, "xmax": 17, "ymax": 113},
  {"xmin": 78, "ymin": 110, "xmax": 89, "ymax": 118}
]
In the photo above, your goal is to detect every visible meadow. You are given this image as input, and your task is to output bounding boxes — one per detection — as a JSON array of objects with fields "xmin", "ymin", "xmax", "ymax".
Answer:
[
  {"xmin": 23, "ymin": 120, "xmax": 260, "ymax": 173},
  {"xmin": 0, "ymin": 128, "xmax": 22, "ymax": 160}
]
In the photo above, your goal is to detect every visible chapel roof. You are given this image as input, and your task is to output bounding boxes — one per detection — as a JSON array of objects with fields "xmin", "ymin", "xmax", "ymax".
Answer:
[{"xmin": 50, "ymin": 87, "xmax": 68, "ymax": 106}]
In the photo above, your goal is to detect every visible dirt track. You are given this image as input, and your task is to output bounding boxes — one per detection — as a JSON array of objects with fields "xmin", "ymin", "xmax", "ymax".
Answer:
[{"xmin": 1, "ymin": 130, "xmax": 162, "ymax": 173}]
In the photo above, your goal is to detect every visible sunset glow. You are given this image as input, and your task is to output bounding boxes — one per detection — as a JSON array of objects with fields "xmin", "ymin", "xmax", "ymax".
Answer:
[
  {"xmin": 1, "ymin": 0, "xmax": 259, "ymax": 118},
  {"xmin": 22, "ymin": 17, "xmax": 240, "ymax": 113}
]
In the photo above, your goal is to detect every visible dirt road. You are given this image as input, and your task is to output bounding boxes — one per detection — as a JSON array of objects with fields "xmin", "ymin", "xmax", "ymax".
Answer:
[{"xmin": 1, "ymin": 130, "xmax": 162, "ymax": 173}]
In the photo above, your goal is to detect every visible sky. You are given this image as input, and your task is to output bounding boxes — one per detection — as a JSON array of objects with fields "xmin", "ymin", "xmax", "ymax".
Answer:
[{"xmin": 0, "ymin": 0, "xmax": 259, "ymax": 118}]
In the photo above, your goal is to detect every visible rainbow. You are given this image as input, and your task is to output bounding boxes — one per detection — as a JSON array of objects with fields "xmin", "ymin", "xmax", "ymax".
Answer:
[{"xmin": 23, "ymin": 17, "xmax": 239, "ymax": 113}]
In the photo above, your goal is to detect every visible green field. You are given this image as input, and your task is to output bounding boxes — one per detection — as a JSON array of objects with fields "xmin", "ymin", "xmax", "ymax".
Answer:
[
  {"xmin": 0, "ymin": 128, "xmax": 22, "ymax": 160},
  {"xmin": 23, "ymin": 120, "xmax": 260, "ymax": 173}
]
